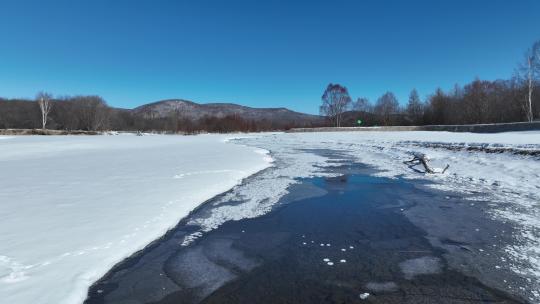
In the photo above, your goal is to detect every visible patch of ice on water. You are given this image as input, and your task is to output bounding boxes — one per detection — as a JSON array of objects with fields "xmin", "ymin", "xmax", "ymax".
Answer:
[
  {"xmin": 181, "ymin": 231, "xmax": 204, "ymax": 247},
  {"xmin": 365, "ymin": 281, "xmax": 398, "ymax": 292},
  {"xmin": 399, "ymin": 256, "xmax": 442, "ymax": 280},
  {"xmin": 188, "ymin": 141, "xmax": 339, "ymax": 232}
]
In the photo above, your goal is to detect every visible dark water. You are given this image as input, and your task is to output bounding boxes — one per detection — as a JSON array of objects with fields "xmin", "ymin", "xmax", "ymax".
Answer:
[{"xmin": 85, "ymin": 165, "xmax": 523, "ymax": 304}]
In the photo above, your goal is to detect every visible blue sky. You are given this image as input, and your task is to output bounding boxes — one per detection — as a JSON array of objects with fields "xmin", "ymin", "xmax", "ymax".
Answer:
[{"xmin": 1, "ymin": 0, "xmax": 539, "ymax": 114}]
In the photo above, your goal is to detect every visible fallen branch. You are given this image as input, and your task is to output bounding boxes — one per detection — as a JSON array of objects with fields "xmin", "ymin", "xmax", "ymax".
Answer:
[{"xmin": 404, "ymin": 152, "xmax": 449, "ymax": 174}]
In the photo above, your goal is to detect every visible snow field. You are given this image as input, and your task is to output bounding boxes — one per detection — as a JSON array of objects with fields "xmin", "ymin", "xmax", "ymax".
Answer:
[{"xmin": 0, "ymin": 134, "xmax": 271, "ymax": 304}]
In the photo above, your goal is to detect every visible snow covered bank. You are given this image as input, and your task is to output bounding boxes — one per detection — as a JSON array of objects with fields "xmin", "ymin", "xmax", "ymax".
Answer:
[{"xmin": 0, "ymin": 134, "xmax": 271, "ymax": 304}]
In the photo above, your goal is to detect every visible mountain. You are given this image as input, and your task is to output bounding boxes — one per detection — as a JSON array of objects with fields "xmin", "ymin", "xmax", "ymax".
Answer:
[{"xmin": 131, "ymin": 99, "xmax": 324, "ymax": 126}]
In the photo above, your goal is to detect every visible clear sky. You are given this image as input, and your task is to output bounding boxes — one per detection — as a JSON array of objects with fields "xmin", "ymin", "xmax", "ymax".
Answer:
[{"xmin": 1, "ymin": 0, "xmax": 539, "ymax": 114}]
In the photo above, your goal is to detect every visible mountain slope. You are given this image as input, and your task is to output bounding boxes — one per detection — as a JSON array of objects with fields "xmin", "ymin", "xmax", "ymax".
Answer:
[{"xmin": 132, "ymin": 99, "xmax": 324, "ymax": 126}]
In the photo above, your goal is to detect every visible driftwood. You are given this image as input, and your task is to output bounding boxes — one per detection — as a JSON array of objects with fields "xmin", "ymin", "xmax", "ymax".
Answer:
[{"xmin": 404, "ymin": 152, "xmax": 449, "ymax": 174}]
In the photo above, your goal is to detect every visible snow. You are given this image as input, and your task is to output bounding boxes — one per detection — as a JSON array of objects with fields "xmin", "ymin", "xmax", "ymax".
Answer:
[
  {"xmin": 359, "ymin": 292, "xmax": 370, "ymax": 300},
  {"xmin": 0, "ymin": 134, "xmax": 271, "ymax": 304}
]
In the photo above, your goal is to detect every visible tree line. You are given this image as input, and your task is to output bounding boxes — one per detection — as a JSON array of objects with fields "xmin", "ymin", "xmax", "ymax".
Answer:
[
  {"xmin": 0, "ymin": 95, "xmax": 311, "ymax": 133},
  {"xmin": 1, "ymin": 95, "xmax": 114, "ymax": 131},
  {"xmin": 320, "ymin": 40, "xmax": 540, "ymax": 126}
]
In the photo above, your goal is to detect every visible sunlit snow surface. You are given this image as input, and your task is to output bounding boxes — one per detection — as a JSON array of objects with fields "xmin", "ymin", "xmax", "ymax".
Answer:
[{"xmin": 0, "ymin": 134, "xmax": 271, "ymax": 304}]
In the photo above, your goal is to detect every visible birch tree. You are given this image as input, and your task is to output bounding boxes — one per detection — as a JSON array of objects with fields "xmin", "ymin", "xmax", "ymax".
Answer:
[
  {"xmin": 319, "ymin": 83, "xmax": 351, "ymax": 127},
  {"xmin": 521, "ymin": 41, "xmax": 540, "ymax": 122},
  {"xmin": 36, "ymin": 92, "xmax": 53, "ymax": 129}
]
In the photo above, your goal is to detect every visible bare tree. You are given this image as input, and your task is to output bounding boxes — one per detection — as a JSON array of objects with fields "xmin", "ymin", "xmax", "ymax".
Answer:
[
  {"xmin": 352, "ymin": 97, "xmax": 372, "ymax": 113},
  {"xmin": 519, "ymin": 40, "xmax": 540, "ymax": 122},
  {"xmin": 406, "ymin": 89, "xmax": 423, "ymax": 125},
  {"xmin": 462, "ymin": 79, "xmax": 490, "ymax": 124},
  {"xmin": 36, "ymin": 92, "xmax": 53, "ymax": 129},
  {"xmin": 374, "ymin": 91, "xmax": 399, "ymax": 125},
  {"xmin": 72, "ymin": 95, "xmax": 110, "ymax": 131},
  {"xmin": 424, "ymin": 88, "xmax": 451, "ymax": 125},
  {"xmin": 319, "ymin": 83, "xmax": 351, "ymax": 127}
]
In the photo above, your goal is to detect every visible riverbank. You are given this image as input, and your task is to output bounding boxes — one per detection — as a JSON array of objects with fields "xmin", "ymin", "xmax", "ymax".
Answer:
[
  {"xmin": 85, "ymin": 160, "xmax": 526, "ymax": 303},
  {"xmin": 288, "ymin": 121, "xmax": 540, "ymax": 133}
]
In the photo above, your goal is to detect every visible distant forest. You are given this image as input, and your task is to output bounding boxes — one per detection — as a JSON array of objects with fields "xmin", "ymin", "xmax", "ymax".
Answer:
[
  {"xmin": 1, "ymin": 77, "xmax": 538, "ymax": 133},
  {"xmin": 322, "ymin": 40, "xmax": 540, "ymax": 127},
  {"xmin": 0, "ymin": 96, "xmax": 308, "ymax": 133},
  {"xmin": 1, "ymin": 40, "xmax": 539, "ymax": 132},
  {"xmin": 327, "ymin": 77, "xmax": 540, "ymax": 128}
]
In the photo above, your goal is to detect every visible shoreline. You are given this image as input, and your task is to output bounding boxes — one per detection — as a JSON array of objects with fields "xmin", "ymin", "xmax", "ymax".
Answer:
[
  {"xmin": 84, "ymin": 155, "xmax": 528, "ymax": 304},
  {"xmin": 83, "ymin": 165, "xmax": 276, "ymax": 299},
  {"xmin": 287, "ymin": 121, "xmax": 540, "ymax": 133}
]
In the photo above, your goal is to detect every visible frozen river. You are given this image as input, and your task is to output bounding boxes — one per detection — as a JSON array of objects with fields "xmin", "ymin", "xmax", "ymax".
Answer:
[
  {"xmin": 1, "ymin": 131, "xmax": 539, "ymax": 303},
  {"xmin": 86, "ymin": 147, "xmax": 528, "ymax": 303}
]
